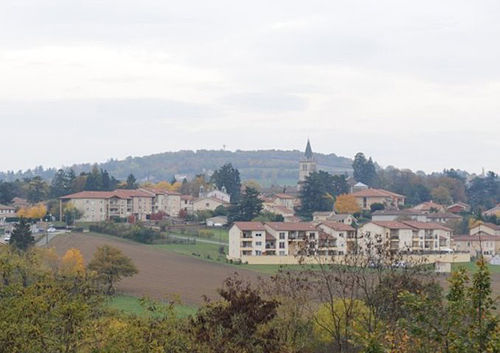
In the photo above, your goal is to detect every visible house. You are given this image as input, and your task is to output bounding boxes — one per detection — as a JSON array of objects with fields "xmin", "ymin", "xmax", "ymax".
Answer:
[
  {"xmin": 312, "ymin": 212, "xmax": 357, "ymax": 225},
  {"xmin": 316, "ymin": 222, "xmax": 357, "ymax": 255},
  {"xmin": 350, "ymin": 188, "xmax": 405, "ymax": 210},
  {"xmin": 358, "ymin": 221, "xmax": 415, "ymax": 252},
  {"xmin": 453, "ymin": 234, "xmax": 499, "ymax": 258},
  {"xmin": 192, "ymin": 197, "xmax": 230, "ymax": 212},
  {"xmin": 371, "ymin": 209, "xmax": 427, "ymax": 222},
  {"xmin": 180, "ymin": 195, "xmax": 194, "ymax": 214},
  {"xmin": 400, "ymin": 221, "xmax": 452, "ymax": 251},
  {"xmin": 470, "ymin": 222, "xmax": 500, "ymax": 236},
  {"xmin": 0, "ymin": 204, "xmax": 16, "ymax": 225},
  {"xmin": 447, "ymin": 202, "xmax": 471, "ymax": 214},
  {"xmin": 206, "ymin": 189, "xmax": 231, "ymax": 203},
  {"xmin": 272, "ymin": 193, "xmax": 298, "ymax": 210},
  {"xmin": 411, "ymin": 201, "xmax": 445, "ymax": 213},
  {"xmin": 140, "ymin": 188, "xmax": 181, "ymax": 217},
  {"xmin": 11, "ymin": 197, "xmax": 29, "ymax": 209},
  {"xmin": 423, "ymin": 212, "xmax": 461, "ymax": 224},
  {"xmin": 228, "ymin": 221, "xmax": 320, "ymax": 258},
  {"xmin": 206, "ymin": 216, "xmax": 228, "ymax": 227},
  {"xmin": 59, "ymin": 189, "xmax": 154, "ymax": 222},
  {"xmin": 228, "ymin": 222, "xmax": 269, "ymax": 258},
  {"xmin": 262, "ymin": 203, "xmax": 295, "ymax": 220},
  {"xmin": 484, "ymin": 204, "xmax": 500, "ymax": 217}
]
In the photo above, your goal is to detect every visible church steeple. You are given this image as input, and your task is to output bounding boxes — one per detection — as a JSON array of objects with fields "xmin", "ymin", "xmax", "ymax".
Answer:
[
  {"xmin": 304, "ymin": 139, "xmax": 313, "ymax": 160},
  {"xmin": 298, "ymin": 139, "xmax": 317, "ymax": 189}
]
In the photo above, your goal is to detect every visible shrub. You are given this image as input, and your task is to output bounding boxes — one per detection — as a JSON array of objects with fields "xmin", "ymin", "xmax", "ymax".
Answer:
[
  {"xmin": 89, "ymin": 222, "xmax": 162, "ymax": 244},
  {"xmin": 198, "ymin": 229, "xmax": 215, "ymax": 238}
]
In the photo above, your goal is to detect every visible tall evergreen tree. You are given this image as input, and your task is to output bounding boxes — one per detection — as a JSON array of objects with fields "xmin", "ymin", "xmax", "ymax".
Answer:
[
  {"xmin": 352, "ymin": 152, "xmax": 377, "ymax": 186},
  {"xmin": 228, "ymin": 187, "xmax": 263, "ymax": 222},
  {"xmin": 9, "ymin": 217, "xmax": 35, "ymax": 251},
  {"xmin": 126, "ymin": 174, "xmax": 137, "ymax": 189},
  {"xmin": 211, "ymin": 163, "xmax": 241, "ymax": 203},
  {"xmin": 298, "ymin": 171, "xmax": 337, "ymax": 220},
  {"xmin": 50, "ymin": 169, "xmax": 67, "ymax": 198}
]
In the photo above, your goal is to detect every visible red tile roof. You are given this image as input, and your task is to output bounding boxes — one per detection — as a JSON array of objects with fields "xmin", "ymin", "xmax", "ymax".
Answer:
[
  {"xmin": 265, "ymin": 222, "xmax": 317, "ymax": 231},
  {"xmin": 371, "ymin": 221, "xmax": 415, "ymax": 229},
  {"xmin": 351, "ymin": 188, "xmax": 404, "ymax": 198},
  {"xmin": 474, "ymin": 222, "xmax": 500, "ymax": 231},
  {"xmin": 60, "ymin": 189, "xmax": 153, "ymax": 200},
  {"xmin": 181, "ymin": 195, "xmax": 194, "ymax": 200},
  {"xmin": 319, "ymin": 221, "xmax": 355, "ymax": 232},
  {"xmin": 401, "ymin": 221, "xmax": 452, "ymax": 231},
  {"xmin": 233, "ymin": 222, "xmax": 266, "ymax": 231}
]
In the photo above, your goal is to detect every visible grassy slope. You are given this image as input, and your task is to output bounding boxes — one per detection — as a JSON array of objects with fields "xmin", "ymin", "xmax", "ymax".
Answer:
[
  {"xmin": 108, "ymin": 295, "xmax": 197, "ymax": 318},
  {"xmin": 452, "ymin": 261, "xmax": 500, "ymax": 274}
]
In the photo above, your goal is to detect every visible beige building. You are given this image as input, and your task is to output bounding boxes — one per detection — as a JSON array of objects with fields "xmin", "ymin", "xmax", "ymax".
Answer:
[
  {"xmin": 350, "ymin": 188, "xmax": 405, "ymax": 210},
  {"xmin": 141, "ymin": 188, "xmax": 181, "ymax": 217},
  {"xmin": 0, "ymin": 204, "xmax": 16, "ymax": 225},
  {"xmin": 316, "ymin": 221, "xmax": 357, "ymax": 255},
  {"xmin": 180, "ymin": 195, "xmax": 194, "ymax": 214},
  {"xmin": 272, "ymin": 193, "xmax": 297, "ymax": 210},
  {"xmin": 228, "ymin": 222, "xmax": 320, "ymax": 258},
  {"xmin": 470, "ymin": 222, "xmax": 500, "ymax": 236},
  {"xmin": 313, "ymin": 212, "xmax": 356, "ymax": 225},
  {"xmin": 359, "ymin": 221, "xmax": 415, "ymax": 252},
  {"xmin": 262, "ymin": 203, "xmax": 295, "ymax": 220},
  {"xmin": 60, "ymin": 190, "xmax": 154, "ymax": 222},
  {"xmin": 192, "ymin": 197, "xmax": 230, "ymax": 212},
  {"xmin": 401, "ymin": 221, "xmax": 452, "ymax": 251},
  {"xmin": 453, "ymin": 234, "xmax": 499, "ymax": 258}
]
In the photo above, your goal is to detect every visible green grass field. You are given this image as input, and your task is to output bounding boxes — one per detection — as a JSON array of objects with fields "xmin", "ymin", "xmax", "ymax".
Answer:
[
  {"xmin": 108, "ymin": 295, "xmax": 197, "ymax": 318},
  {"xmin": 166, "ymin": 228, "xmax": 229, "ymax": 243},
  {"xmin": 452, "ymin": 261, "xmax": 500, "ymax": 274},
  {"xmin": 151, "ymin": 242, "xmax": 229, "ymax": 263}
]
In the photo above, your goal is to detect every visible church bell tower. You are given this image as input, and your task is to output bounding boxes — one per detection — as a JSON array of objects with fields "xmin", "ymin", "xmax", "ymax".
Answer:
[{"xmin": 298, "ymin": 139, "xmax": 317, "ymax": 189}]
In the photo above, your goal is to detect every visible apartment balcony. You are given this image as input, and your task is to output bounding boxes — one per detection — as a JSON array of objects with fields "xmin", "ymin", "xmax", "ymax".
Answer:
[
  {"xmin": 242, "ymin": 232, "xmax": 252, "ymax": 239},
  {"xmin": 241, "ymin": 242, "xmax": 253, "ymax": 249}
]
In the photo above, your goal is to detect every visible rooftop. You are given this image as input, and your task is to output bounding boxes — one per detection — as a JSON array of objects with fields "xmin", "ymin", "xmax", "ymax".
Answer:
[
  {"xmin": 232, "ymin": 221, "xmax": 267, "ymax": 231},
  {"xmin": 351, "ymin": 188, "xmax": 405, "ymax": 199},
  {"xmin": 265, "ymin": 222, "xmax": 318, "ymax": 231},
  {"xmin": 370, "ymin": 221, "xmax": 415, "ymax": 229}
]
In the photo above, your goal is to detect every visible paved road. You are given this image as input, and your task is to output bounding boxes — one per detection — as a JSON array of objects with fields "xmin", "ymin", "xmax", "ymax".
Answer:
[
  {"xmin": 167, "ymin": 233, "xmax": 227, "ymax": 246},
  {"xmin": 36, "ymin": 231, "xmax": 67, "ymax": 247}
]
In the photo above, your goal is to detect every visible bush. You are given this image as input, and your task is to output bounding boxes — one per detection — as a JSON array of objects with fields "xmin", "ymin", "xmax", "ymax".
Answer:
[
  {"xmin": 198, "ymin": 229, "xmax": 215, "ymax": 238},
  {"xmin": 370, "ymin": 203, "xmax": 385, "ymax": 212},
  {"xmin": 89, "ymin": 222, "xmax": 162, "ymax": 244}
]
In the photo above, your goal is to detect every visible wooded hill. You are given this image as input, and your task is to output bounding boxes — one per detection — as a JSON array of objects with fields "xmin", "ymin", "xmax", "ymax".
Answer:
[{"xmin": 0, "ymin": 150, "xmax": 353, "ymax": 186}]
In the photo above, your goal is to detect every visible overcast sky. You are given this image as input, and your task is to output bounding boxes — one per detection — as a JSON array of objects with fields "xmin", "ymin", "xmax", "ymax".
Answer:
[{"xmin": 1, "ymin": 0, "xmax": 499, "ymax": 174}]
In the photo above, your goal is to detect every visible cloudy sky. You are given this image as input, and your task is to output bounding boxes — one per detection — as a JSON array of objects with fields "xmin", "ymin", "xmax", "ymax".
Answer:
[{"xmin": 1, "ymin": 0, "xmax": 499, "ymax": 174}]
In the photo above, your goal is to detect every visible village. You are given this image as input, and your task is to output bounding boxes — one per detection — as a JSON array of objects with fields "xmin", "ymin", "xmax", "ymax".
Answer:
[{"xmin": 1, "ymin": 141, "xmax": 498, "ymax": 269}]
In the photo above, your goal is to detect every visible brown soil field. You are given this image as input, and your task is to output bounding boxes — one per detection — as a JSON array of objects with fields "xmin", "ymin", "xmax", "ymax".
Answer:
[
  {"xmin": 49, "ymin": 233, "xmax": 500, "ymax": 305},
  {"xmin": 49, "ymin": 232, "xmax": 261, "ymax": 305}
]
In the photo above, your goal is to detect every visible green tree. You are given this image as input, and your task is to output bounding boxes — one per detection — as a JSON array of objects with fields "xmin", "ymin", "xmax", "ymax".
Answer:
[
  {"xmin": 50, "ymin": 169, "xmax": 68, "ymax": 198},
  {"xmin": 431, "ymin": 186, "xmax": 452, "ymax": 205},
  {"xmin": 467, "ymin": 171, "xmax": 499, "ymax": 210},
  {"xmin": 27, "ymin": 176, "xmax": 48, "ymax": 203},
  {"xmin": 228, "ymin": 187, "xmax": 263, "ymax": 222},
  {"xmin": 298, "ymin": 171, "xmax": 336, "ymax": 219},
  {"xmin": 9, "ymin": 217, "xmax": 35, "ymax": 251},
  {"xmin": 126, "ymin": 174, "xmax": 137, "ymax": 189},
  {"xmin": 190, "ymin": 275, "xmax": 281, "ymax": 353},
  {"xmin": 353, "ymin": 153, "xmax": 377, "ymax": 187},
  {"xmin": 0, "ymin": 181, "xmax": 18, "ymax": 204},
  {"xmin": 88, "ymin": 245, "xmax": 138, "ymax": 295},
  {"xmin": 211, "ymin": 163, "xmax": 241, "ymax": 203}
]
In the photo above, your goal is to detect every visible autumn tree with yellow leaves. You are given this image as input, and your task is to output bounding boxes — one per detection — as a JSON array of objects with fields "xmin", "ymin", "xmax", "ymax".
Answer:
[{"xmin": 334, "ymin": 194, "xmax": 361, "ymax": 214}]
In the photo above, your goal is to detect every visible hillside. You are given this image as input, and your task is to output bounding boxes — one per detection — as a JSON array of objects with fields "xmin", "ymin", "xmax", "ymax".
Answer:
[{"xmin": 1, "ymin": 150, "xmax": 353, "ymax": 186}]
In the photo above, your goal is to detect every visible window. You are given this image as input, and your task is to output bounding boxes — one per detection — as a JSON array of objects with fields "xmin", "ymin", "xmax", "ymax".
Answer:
[
  {"xmin": 279, "ymin": 242, "xmax": 285, "ymax": 249},
  {"xmin": 255, "ymin": 233, "xmax": 262, "ymax": 237},
  {"xmin": 279, "ymin": 232, "xmax": 285, "ymax": 239},
  {"xmin": 279, "ymin": 251, "xmax": 286, "ymax": 256},
  {"xmin": 255, "ymin": 250, "xmax": 262, "ymax": 256},
  {"xmin": 255, "ymin": 241, "xmax": 262, "ymax": 246}
]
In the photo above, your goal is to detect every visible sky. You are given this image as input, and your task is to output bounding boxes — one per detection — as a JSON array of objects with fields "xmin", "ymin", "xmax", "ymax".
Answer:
[{"xmin": 0, "ymin": 0, "xmax": 499, "ymax": 174}]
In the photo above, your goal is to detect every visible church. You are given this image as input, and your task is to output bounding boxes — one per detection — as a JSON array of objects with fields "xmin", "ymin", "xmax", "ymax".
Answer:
[{"xmin": 298, "ymin": 139, "xmax": 317, "ymax": 190}]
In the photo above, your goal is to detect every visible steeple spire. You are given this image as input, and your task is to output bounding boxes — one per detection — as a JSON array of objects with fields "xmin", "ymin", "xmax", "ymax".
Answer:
[{"xmin": 304, "ymin": 139, "xmax": 313, "ymax": 159}]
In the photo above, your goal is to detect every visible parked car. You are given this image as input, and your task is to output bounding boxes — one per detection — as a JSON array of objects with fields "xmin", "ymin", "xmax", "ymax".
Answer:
[
  {"xmin": 47, "ymin": 227, "xmax": 56, "ymax": 233},
  {"xmin": 3, "ymin": 234, "xmax": 11, "ymax": 242}
]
